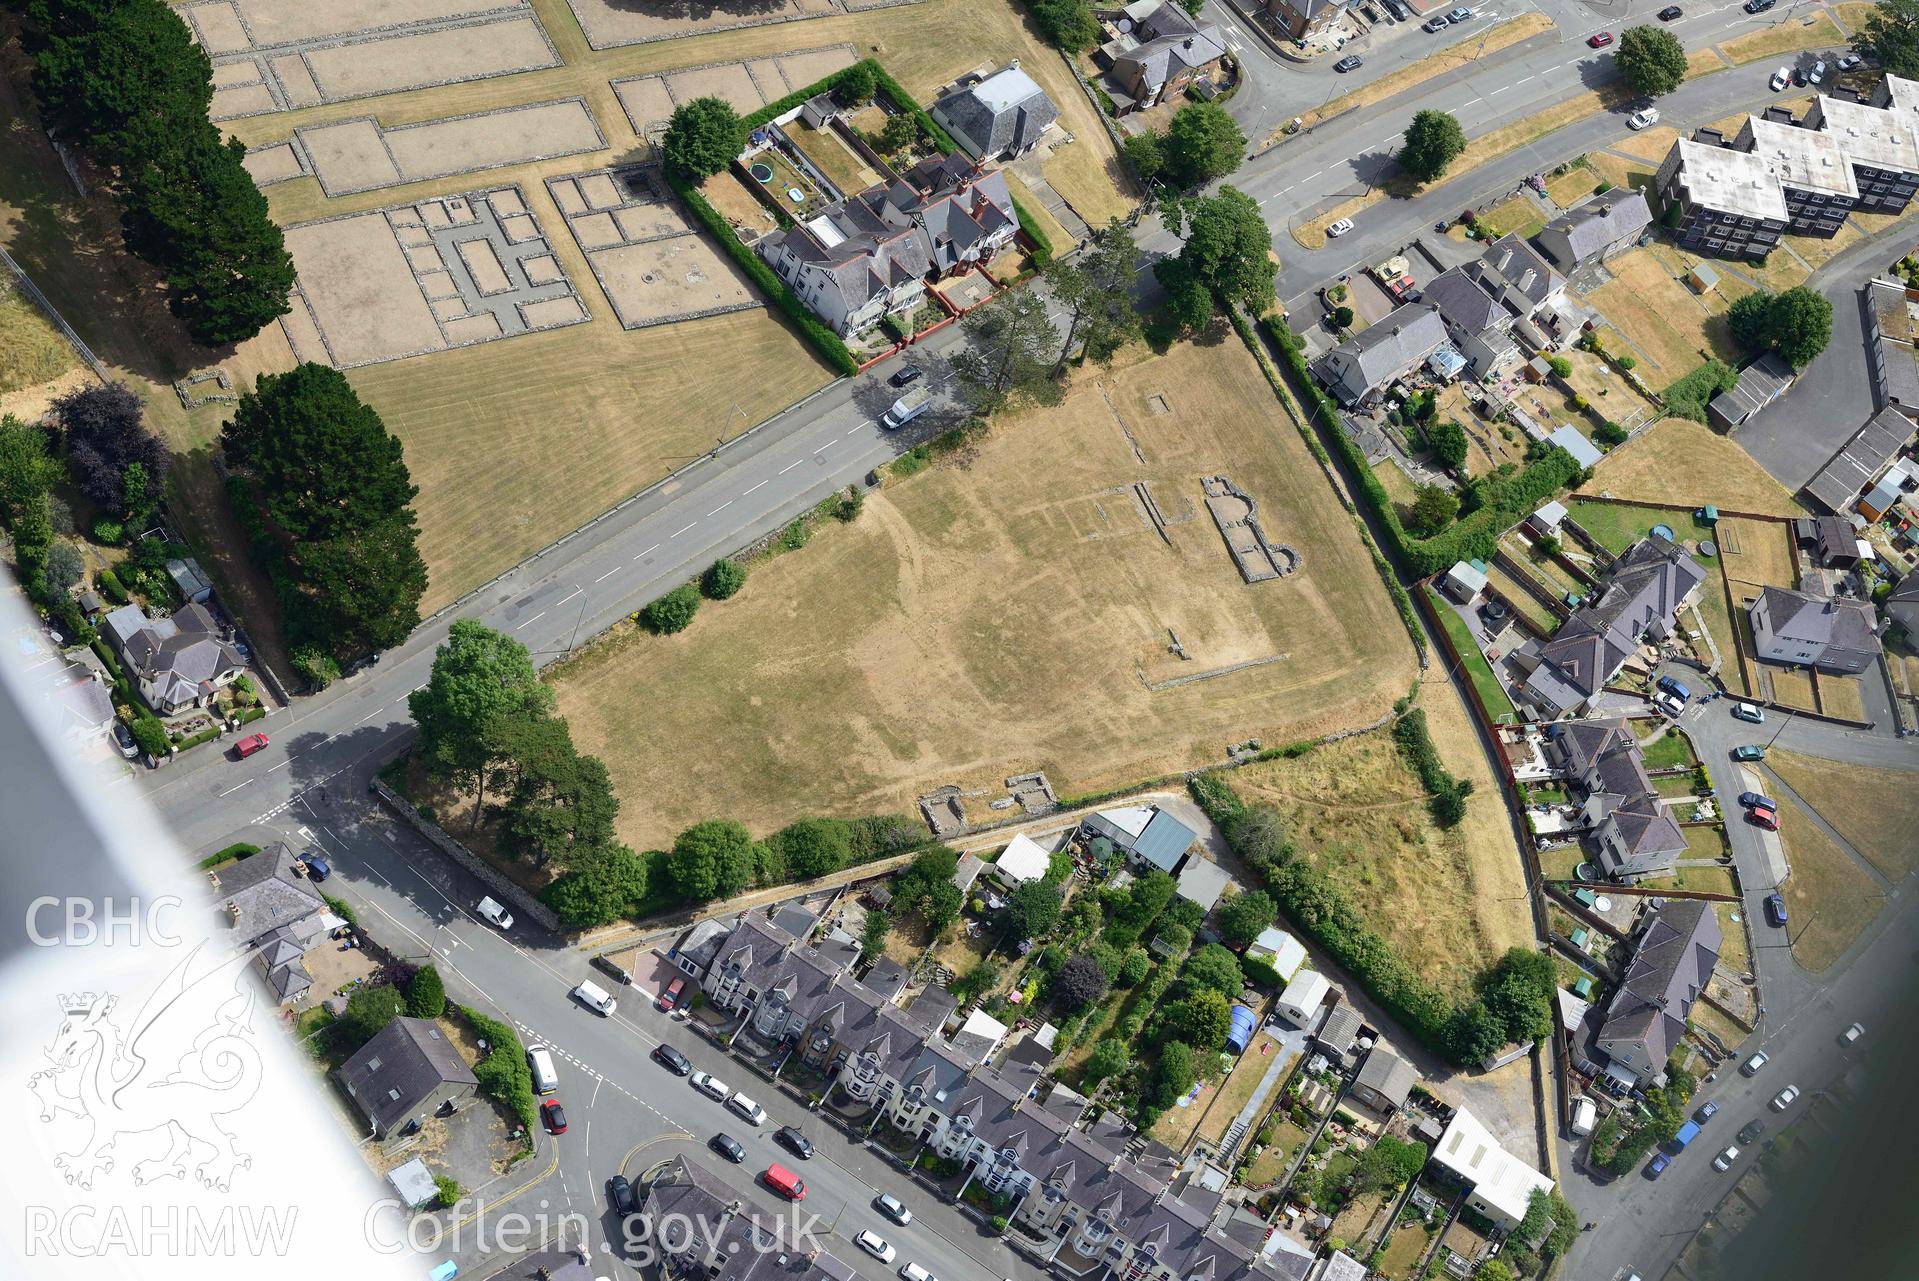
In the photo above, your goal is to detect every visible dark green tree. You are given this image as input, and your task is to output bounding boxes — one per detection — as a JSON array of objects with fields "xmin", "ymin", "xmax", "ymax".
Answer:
[
  {"xmin": 838, "ymin": 61, "xmax": 878, "ymax": 105},
  {"xmin": 1155, "ymin": 187, "xmax": 1276, "ymax": 329},
  {"xmin": 1857, "ymin": 0, "xmax": 1919, "ymax": 78},
  {"xmin": 1161, "ymin": 988, "xmax": 1232, "ymax": 1050},
  {"xmin": 293, "ymin": 518, "xmax": 429, "ymax": 657},
  {"xmin": 1409, "ymin": 483, "xmax": 1461, "ymax": 535},
  {"xmin": 338, "ymin": 984, "xmax": 405, "ymax": 1048},
  {"xmin": 661, "ymin": 98, "xmax": 747, "ymax": 180},
  {"xmin": 861, "ymin": 905, "xmax": 892, "ymax": 955},
  {"xmin": 1026, "ymin": 0, "xmax": 1101, "ymax": 51},
  {"xmin": 952, "ymin": 958, "xmax": 1003, "ymax": 1004},
  {"xmin": 492, "ymin": 713, "xmax": 621, "ymax": 869},
  {"xmin": 640, "ymin": 582, "xmax": 701, "ymax": 634},
  {"xmin": 1082, "ymin": 1038, "xmax": 1130, "ymax": 1085},
  {"xmin": 1117, "ymin": 949, "xmax": 1152, "ymax": 986},
  {"xmin": 774, "ymin": 817, "xmax": 852, "ymax": 879},
  {"xmin": 873, "ymin": 112, "xmax": 921, "ymax": 155},
  {"xmin": 1429, "ymin": 419, "xmax": 1469, "ymax": 469},
  {"xmin": 1615, "ymin": 25, "xmax": 1690, "ymax": 96},
  {"xmin": 1728, "ymin": 286, "xmax": 1833, "ymax": 367},
  {"xmin": 1181, "ymin": 943, "xmax": 1243, "ymax": 997},
  {"xmin": 1118, "ymin": 869, "xmax": 1179, "ymax": 926},
  {"xmin": 1215, "ymin": 889, "xmax": 1276, "ymax": 947},
  {"xmin": 951, "ymin": 288, "xmax": 1065, "ymax": 415},
  {"xmin": 407, "ymin": 965, "xmax": 447, "ymax": 1019},
  {"xmin": 701, "ymin": 558, "xmax": 747, "ymax": 600},
  {"xmin": 542, "ymin": 844, "xmax": 650, "ymax": 927},
  {"xmin": 1355, "ymin": 1136, "xmax": 1428, "ymax": 1191},
  {"xmin": 1050, "ymin": 954, "xmax": 1110, "ymax": 1012},
  {"xmin": 1122, "ymin": 130, "xmax": 1167, "ymax": 186},
  {"xmin": 1143, "ymin": 1040, "xmax": 1196, "ymax": 1108},
  {"xmin": 668, "ymin": 819, "xmax": 759, "ymax": 901},
  {"xmin": 0, "ymin": 415, "xmax": 63, "ymax": 521},
  {"xmin": 1002, "ymin": 879, "xmax": 1062, "ymax": 943},
  {"xmin": 410, "ymin": 620, "xmax": 553, "ymax": 797},
  {"xmin": 23, "ymin": 0, "xmax": 212, "ymax": 170},
  {"xmin": 1045, "ymin": 219, "xmax": 1144, "ymax": 373},
  {"xmin": 1397, "ymin": 110, "xmax": 1468, "ymax": 184},
  {"xmin": 1163, "ymin": 101, "xmax": 1245, "ymax": 188},
  {"xmin": 45, "ymin": 541, "xmax": 86, "ymax": 593}
]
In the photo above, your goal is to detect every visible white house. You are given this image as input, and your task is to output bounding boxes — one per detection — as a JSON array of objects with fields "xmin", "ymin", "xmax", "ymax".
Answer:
[
  {"xmin": 1247, "ymin": 927, "xmax": 1307, "ymax": 982},
  {"xmin": 1276, "ymin": 970, "xmax": 1330, "ymax": 1027},
  {"xmin": 1429, "ymin": 1107, "xmax": 1554, "ymax": 1230},
  {"xmin": 992, "ymin": 834, "xmax": 1052, "ymax": 885}
]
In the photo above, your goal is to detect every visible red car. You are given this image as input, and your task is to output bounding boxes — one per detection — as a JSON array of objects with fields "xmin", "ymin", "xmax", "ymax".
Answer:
[
  {"xmin": 1748, "ymin": 807, "xmax": 1779, "ymax": 831},
  {"xmin": 540, "ymin": 1100, "xmax": 567, "ymax": 1134},
  {"xmin": 234, "ymin": 732, "xmax": 270, "ymax": 759},
  {"xmin": 659, "ymin": 978, "xmax": 686, "ymax": 1012},
  {"xmin": 1588, "ymin": 30, "xmax": 1614, "ymax": 46}
]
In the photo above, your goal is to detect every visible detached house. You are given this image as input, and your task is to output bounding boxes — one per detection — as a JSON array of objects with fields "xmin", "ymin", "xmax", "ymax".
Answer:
[
  {"xmin": 1749, "ymin": 586, "xmax": 1883, "ymax": 673},
  {"xmin": 1263, "ymin": 0, "xmax": 1354, "ymax": 40},
  {"xmin": 1098, "ymin": 1, "xmax": 1228, "ymax": 113},
  {"xmin": 1538, "ymin": 190, "xmax": 1652, "ymax": 270},
  {"xmin": 1548, "ymin": 719, "xmax": 1687, "ymax": 880},
  {"xmin": 100, "ymin": 601, "xmax": 245, "ymax": 716},
  {"xmin": 759, "ymin": 153, "xmax": 1018, "ymax": 336},
  {"xmin": 1515, "ymin": 535, "xmax": 1704, "ymax": 718},
  {"xmin": 1595, "ymin": 900, "xmax": 1720, "ymax": 1086},
  {"xmin": 1423, "ymin": 234, "xmax": 1571, "ymax": 376},
  {"xmin": 209, "ymin": 842, "xmax": 331, "ymax": 1003},
  {"xmin": 931, "ymin": 64, "xmax": 1060, "ymax": 162},
  {"xmin": 1311, "ymin": 303, "xmax": 1449, "ymax": 408},
  {"xmin": 338, "ymin": 1016, "xmax": 478, "ymax": 1147}
]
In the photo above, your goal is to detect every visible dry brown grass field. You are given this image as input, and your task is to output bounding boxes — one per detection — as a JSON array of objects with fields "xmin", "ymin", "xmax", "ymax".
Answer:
[
  {"xmin": 552, "ymin": 338, "xmax": 1419, "ymax": 848},
  {"xmin": 1579, "ymin": 417, "xmax": 1803, "ymax": 516},
  {"xmin": 1584, "ymin": 246, "xmax": 1752, "ymax": 378},
  {"xmin": 1225, "ymin": 677, "xmax": 1532, "ymax": 1002},
  {"xmin": 1778, "ymin": 805, "xmax": 1884, "ymax": 973},
  {"xmin": 1769, "ymin": 751, "xmax": 1919, "ymax": 882}
]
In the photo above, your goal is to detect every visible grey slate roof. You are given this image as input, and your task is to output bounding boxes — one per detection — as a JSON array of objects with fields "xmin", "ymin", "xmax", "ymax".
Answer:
[
  {"xmin": 1708, "ymin": 351, "xmax": 1795, "ymax": 427},
  {"xmin": 1753, "ymin": 586, "xmax": 1883, "ymax": 657},
  {"xmin": 1794, "ymin": 515, "xmax": 1859, "ymax": 564},
  {"xmin": 1598, "ymin": 901, "xmax": 1721, "ymax": 1075},
  {"xmin": 1312, "ymin": 303, "xmax": 1450, "ymax": 404},
  {"xmin": 214, "ymin": 842, "xmax": 327, "ymax": 952},
  {"xmin": 1468, "ymin": 233, "xmax": 1564, "ymax": 311},
  {"xmin": 1541, "ymin": 191, "xmax": 1652, "ymax": 265},
  {"xmin": 338, "ymin": 1017, "xmax": 477, "ymax": 1135},
  {"xmin": 1424, "ymin": 267, "xmax": 1506, "ymax": 337},
  {"xmin": 1536, "ymin": 536, "xmax": 1705, "ymax": 704},
  {"xmin": 1353, "ymin": 1046, "xmax": 1417, "ymax": 1109},
  {"xmin": 932, "ymin": 65, "xmax": 1060, "ymax": 159},
  {"xmin": 1313, "ymin": 1002, "xmax": 1363, "ymax": 1058},
  {"xmin": 102, "ymin": 600, "xmax": 244, "ymax": 707}
]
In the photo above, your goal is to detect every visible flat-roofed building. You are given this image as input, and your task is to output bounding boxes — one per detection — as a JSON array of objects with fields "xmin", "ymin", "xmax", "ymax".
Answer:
[
  {"xmin": 1804, "ymin": 93, "xmax": 1919, "ymax": 214},
  {"xmin": 1655, "ymin": 138, "xmax": 1789, "ymax": 258},
  {"xmin": 1726, "ymin": 115, "xmax": 1857, "ymax": 237}
]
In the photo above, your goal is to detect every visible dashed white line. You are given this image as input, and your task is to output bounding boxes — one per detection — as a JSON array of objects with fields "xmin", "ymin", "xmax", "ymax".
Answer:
[
  {"xmin": 708, "ymin": 500, "xmax": 733, "ymax": 516},
  {"xmin": 355, "ymin": 705, "xmax": 386, "ymax": 724},
  {"xmin": 268, "ymin": 760, "xmax": 290, "ymax": 772},
  {"xmin": 594, "ymin": 567, "xmax": 621, "ymax": 583},
  {"xmin": 555, "ymin": 588, "xmax": 583, "ymax": 606},
  {"xmin": 513, "ymin": 611, "xmax": 546, "ymax": 631},
  {"xmin": 634, "ymin": 543, "xmax": 659, "ymax": 560},
  {"xmin": 744, "ymin": 480, "xmax": 768, "ymax": 495},
  {"xmin": 814, "ymin": 440, "xmax": 836, "ymax": 455},
  {"xmin": 779, "ymin": 460, "xmax": 803, "ymax": 475},
  {"xmin": 218, "ymin": 779, "xmax": 255, "ymax": 797},
  {"xmin": 671, "ymin": 522, "xmax": 697, "ymax": 537}
]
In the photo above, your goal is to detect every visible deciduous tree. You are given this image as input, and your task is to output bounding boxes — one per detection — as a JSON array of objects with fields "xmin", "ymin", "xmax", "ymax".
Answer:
[
  {"xmin": 0, "ymin": 415, "xmax": 63, "ymax": 522},
  {"xmin": 1616, "ymin": 25, "xmax": 1689, "ymax": 97},
  {"xmin": 951, "ymin": 289, "xmax": 1065, "ymax": 415},
  {"xmin": 1215, "ymin": 889, "xmax": 1275, "ymax": 947},
  {"xmin": 1163, "ymin": 100, "xmax": 1245, "ymax": 188},
  {"xmin": 1051, "ymin": 954, "xmax": 1110, "ymax": 1012},
  {"xmin": 774, "ymin": 817, "xmax": 852, "ymax": 879},
  {"xmin": 543, "ymin": 844, "xmax": 650, "ymax": 928},
  {"xmin": 1181, "ymin": 943, "xmax": 1243, "ymax": 998},
  {"xmin": 1083, "ymin": 1038, "xmax": 1130, "ymax": 1085},
  {"xmin": 1045, "ymin": 220, "xmax": 1143, "ymax": 373},
  {"xmin": 1857, "ymin": 0, "xmax": 1919, "ymax": 78},
  {"xmin": 701, "ymin": 558, "xmax": 747, "ymax": 599},
  {"xmin": 1155, "ymin": 187, "xmax": 1276, "ymax": 329},
  {"xmin": 1397, "ymin": 110, "xmax": 1467, "ymax": 184},
  {"xmin": 1409, "ymin": 483, "xmax": 1461, "ymax": 535},
  {"xmin": 668, "ymin": 819, "xmax": 759, "ymax": 901},
  {"xmin": 1161, "ymin": 987, "xmax": 1232, "ymax": 1049},
  {"xmin": 410, "ymin": 620, "xmax": 553, "ymax": 787},
  {"xmin": 1001, "ymin": 879, "xmax": 1062, "ymax": 943},
  {"xmin": 662, "ymin": 98, "xmax": 747, "ymax": 180}
]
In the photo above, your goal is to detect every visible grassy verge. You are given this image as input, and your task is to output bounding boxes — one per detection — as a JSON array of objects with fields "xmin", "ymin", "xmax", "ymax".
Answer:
[
  {"xmin": 1285, "ymin": 12, "xmax": 1557, "ymax": 136},
  {"xmin": 1779, "ymin": 806, "xmax": 1885, "ymax": 973},
  {"xmin": 1715, "ymin": 13, "xmax": 1844, "ymax": 67},
  {"xmin": 1769, "ymin": 751, "xmax": 1919, "ymax": 881},
  {"xmin": 1426, "ymin": 586, "xmax": 1520, "ymax": 722}
]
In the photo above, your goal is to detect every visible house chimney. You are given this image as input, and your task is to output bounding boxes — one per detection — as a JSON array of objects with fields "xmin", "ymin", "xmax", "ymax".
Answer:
[{"xmin": 225, "ymin": 901, "xmax": 241, "ymax": 924}]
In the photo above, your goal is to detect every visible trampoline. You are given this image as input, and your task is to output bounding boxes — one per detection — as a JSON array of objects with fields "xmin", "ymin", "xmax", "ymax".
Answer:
[{"xmin": 749, "ymin": 161, "xmax": 774, "ymax": 183}]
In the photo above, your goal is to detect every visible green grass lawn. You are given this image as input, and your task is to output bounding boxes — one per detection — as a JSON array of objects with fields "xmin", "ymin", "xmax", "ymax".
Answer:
[
  {"xmin": 1566, "ymin": 500, "xmax": 1711, "ymax": 556},
  {"xmin": 1540, "ymin": 846, "xmax": 1587, "ymax": 880},
  {"xmin": 1428, "ymin": 586, "xmax": 1519, "ymax": 723},
  {"xmin": 1654, "ymin": 774, "xmax": 1702, "ymax": 799},
  {"xmin": 1640, "ymin": 729, "xmax": 1698, "ymax": 770}
]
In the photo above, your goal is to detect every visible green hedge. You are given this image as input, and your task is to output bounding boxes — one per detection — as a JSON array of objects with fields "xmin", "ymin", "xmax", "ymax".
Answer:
[
  {"xmin": 1661, "ymin": 359, "xmax": 1738, "ymax": 424},
  {"xmin": 91, "ymin": 637, "xmax": 124, "ymax": 680},
  {"xmin": 668, "ymin": 170, "xmax": 859, "ymax": 376},
  {"xmin": 458, "ymin": 1005, "xmax": 538, "ymax": 1135},
  {"xmin": 234, "ymin": 705, "xmax": 267, "ymax": 725},
  {"xmin": 1260, "ymin": 314, "xmax": 1582, "ymax": 578},
  {"xmin": 198, "ymin": 842, "xmax": 260, "ymax": 870},
  {"xmin": 97, "ymin": 569, "xmax": 129, "ymax": 604},
  {"xmin": 1010, "ymin": 195, "xmax": 1055, "ymax": 269},
  {"xmin": 1391, "ymin": 708, "xmax": 1472, "ymax": 826}
]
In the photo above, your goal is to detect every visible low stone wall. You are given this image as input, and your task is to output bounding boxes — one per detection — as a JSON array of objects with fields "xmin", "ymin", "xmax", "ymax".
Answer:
[{"xmin": 371, "ymin": 777, "xmax": 562, "ymax": 932}]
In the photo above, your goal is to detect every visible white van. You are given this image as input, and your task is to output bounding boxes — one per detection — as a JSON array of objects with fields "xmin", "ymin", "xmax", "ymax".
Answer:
[
  {"xmin": 528, "ymin": 1044, "xmax": 559, "ymax": 1095},
  {"xmin": 1570, "ymin": 1096, "xmax": 1597, "ymax": 1137},
  {"xmin": 572, "ymin": 979, "xmax": 618, "ymax": 1016},
  {"xmin": 727, "ymin": 1093, "xmax": 769, "ymax": 1126},
  {"xmin": 477, "ymin": 896, "xmax": 514, "ymax": 929},
  {"xmin": 882, "ymin": 387, "xmax": 932, "ymax": 429}
]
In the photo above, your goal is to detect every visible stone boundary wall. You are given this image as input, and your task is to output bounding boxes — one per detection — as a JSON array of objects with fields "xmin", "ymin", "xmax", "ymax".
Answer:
[{"xmin": 371, "ymin": 776, "xmax": 562, "ymax": 931}]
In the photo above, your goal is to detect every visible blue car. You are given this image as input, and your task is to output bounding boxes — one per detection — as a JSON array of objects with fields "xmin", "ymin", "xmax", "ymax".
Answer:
[
  {"xmin": 1646, "ymin": 1152, "xmax": 1672, "ymax": 1178},
  {"xmin": 1765, "ymin": 894, "xmax": 1788, "ymax": 927},
  {"xmin": 301, "ymin": 853, "xmax": 331, "ymax": 882},
  {"xmin": 1657, "ymin": 675, "xmax": 1692, "ymax": 701}
]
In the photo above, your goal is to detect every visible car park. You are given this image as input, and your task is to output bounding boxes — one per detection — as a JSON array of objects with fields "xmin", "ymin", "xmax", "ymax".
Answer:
[
  {"xmin": 1588, "ymin": 30, "xmax": 1614, "ymax": 47},
  {"xmin": 889, "ymin": 365, "xmax": 923, "ymax": 389},
  {"xmin": 776, "ymin": 1126, "xmax": 813, "ymax": 1159},
  {"xmin": 1738, "ymin": 792, "xmax": 1775, "ymax": 811},
  {"xmin": 727, "ymin": 1093, "xmax": 768, "ymax": 1126},
  {"xmin": 653, "ymin": 1044, "xmax": 693, "ymax": 1075},
  {"xmin": 1748, "ymin": 807, "xmax": 1779, "ymax": 831},
  {"xmin": 1770, "ymin": 66, "xmax": 1791, "ymax": 91},
  {"xmin": 711, "ymin": 1133, "xmax": 746, "ymax": 1163},
  {"xmin": 1741, "ymin": 1051, "xmax": 1769, "ymax": 1076},
  {"xmin": 1327, "ymin": 217, "xmax": 1355, "ymax": 237},
  {"xmin": 1693, "ymin": 1100, "xmax": 1719, "ymax": 1125},
  {"xmin": 875, "ymin": 1194, "xmax": 913, "ymax": 1225},
  {"xmin": 691, "ymin": 1071, "xmax": 730, "ymax": 1101},
  {"xmin": 1713, "ymin": 1145, "xmax": 1741, "ymax": 1172},
  {"xmin": 1765, "ymin": 894, "xmax": 1788, "ymax": 927},
  {"xmin": 1841, "ymin": 1022, "xmax": 1865, "ymax": 1045},
  {"xmin": 477, "ymin": 896, "xmax": 514, "ymax": 929},
  {"xmin": 540, "ymin": 1100, "xmax": 567, "ymax": 1134},
  {"xmin": 1771, "ymin": 1085, "xmax": 1801, "ymax": 1110},
  {"xmin": 854, "ymin": 1232, "xmax": 897, "ymax": 1264},
  {"xmin": 1732, "ymin": 744, "xmax": 1766, "ymax": 761},
  {"xmin": 1424, "ymin": 14, "xmax": 1450, "ymax": 30},
  {"xmin": 234, "ymin": 732, "xmax": 270, "ymax": 759},
  {"xmin": 1658, "ymin": 5, "xmax": 1683, "ymax": 17},
  {"xmin": 1334, "ymin": 55, "xmax": 1363, "ymax": 72},
  {"xmin": 1732, "ymin": 702, "xmax": 1765, "ymax": 724},
  {"xmin": 607, "ymin": 1175, "xmax": 637, "ymax": 1216},
  {"xmin": 1645, "ymin": 1152, "xmax": 1671, "ymax": 1178},
  {"xmin": 1810, "ymin": 58, "xmax": 1826, "ymax": 83},
  {"xmin": 659, "ymin": 978, "xmax": 686, "ymax": 1012}
]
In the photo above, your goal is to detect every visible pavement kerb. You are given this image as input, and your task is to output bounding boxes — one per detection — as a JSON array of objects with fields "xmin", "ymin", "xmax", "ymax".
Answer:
[
  {"xmin": 424, "ymin": 1136, "xmax": 560, "ymax": 1248},
  {"xmin": 615, "ymin": 1130, "xmax": 693, "ymax": 1182}
]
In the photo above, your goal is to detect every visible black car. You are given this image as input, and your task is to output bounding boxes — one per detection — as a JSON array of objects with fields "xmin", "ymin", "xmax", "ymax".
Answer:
[
  {"xmin": 776, "ymin": 1125, "xmax": 814, "ymax": 1159},
  {"xmin": 890, "ymin": 365, "xmax": 924, "ymax": 389},
  {"xmin": 1334, "ymin": 55, "xmax": 1364, "ymax": 72},
  {"xmin": 1657, "ymin": 4, "xmax": 1682, "ymax": 17},
  {"xmin": 1743, "ymin": 0, "xmax": 1774, "ymax": 11},
  {"xmin": 652, "ymin": 1043, "xmax": 693, "ymax": 1075},
  {"xmin": 1791, "ymin": 65, "xmax": 1808, "ymax": 86},
  {"xmin": 608, "ymin": 1175, "xmax": 638, "ymax": 1216},
  {"xmin": 1737, "ymin": 1119, "xmax": 1765, "ymax": 1145},
  {"xmin": 711, "ymin": 1133, "xmax": 747, "ymax": 1163}
]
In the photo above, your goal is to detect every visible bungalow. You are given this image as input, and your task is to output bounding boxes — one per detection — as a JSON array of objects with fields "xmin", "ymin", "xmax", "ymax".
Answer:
[
  {"xmin": 99, "ymin": 601, "xmax": 245, "ymax": 715},
  {"xmin": 759, "ymin": 153, "xmax": 1018, "ymax": 336},
  {"xmin": 1349, "ymin": 1045, "xmax": 1417, "ymax": 1113},
  {"xmin": 1311, "ymin": 303, "xmax": 1449, "ymax": 408},
  {"xmin": 1749, "ymin": 586, "xmax": 1883, "ymax": 674},
  {"xmin": 931, "ymin": 64, "xmax": 1060, "ymax": 162},
  {"xmin": 337, "ymin": 1017, "xmax": 478, "ymax": 1146},
  {"xmin": 991, "ymin": 834, "xmax": 1053, "ymax": 886},
  {"xmin": 1595, "ymin": 900, "xmax": 1720, "ymax": 1086},
  {"xmin": 1276, "ymin": 970, "xmax": 1330, "ymax": 1027},
  {"xmin": 1082, "ymin": 805, "xmax": 1198, "ymax": 873},
  {"xmin": 1537, "ymin": 190, "xmax": 1653, "ymax": 270}
]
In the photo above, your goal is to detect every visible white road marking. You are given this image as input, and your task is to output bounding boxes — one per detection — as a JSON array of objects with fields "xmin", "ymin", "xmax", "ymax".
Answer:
[
  {"xmin": 218, "ymin": 779, "xmax": 254, "ymax": 797},
  {"xmin": 745, "ymin": 480, "xmax": 768, "ymax": 495},
  {"xmin": 671, "ymin": 522, "xmax": 697, "ymax": 537},
  {"xmin": 635, "ymin": 543, "xmax": 659, "ymax": 560},
  {"xmin": 356, "ymin": 706, "xmax": 385, "ymax": 724},
  {"xmin": 556, "ymin": 588, "xmax": 583, "ymax": 606},
  {"xmin": 514, "ymin": 611, "xmax": 546, "ymax": 631},
  {"xmin": 594, "ymin": 567, "xmax": 621, "ymax": 583},
  {"xmin": 779, "ymin": 460, "xmax": 803, "ymax": 474},
  {"xmin": 268, "ymin": 759, "xmax": 290, "ymax": 772},
  {"xmin": 708, "ymin": 500, "xmax": 733, "ymax": 516},
  {"xmin": 814, "ymin": 440, "xmax": 836, "ymax": 454}
]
